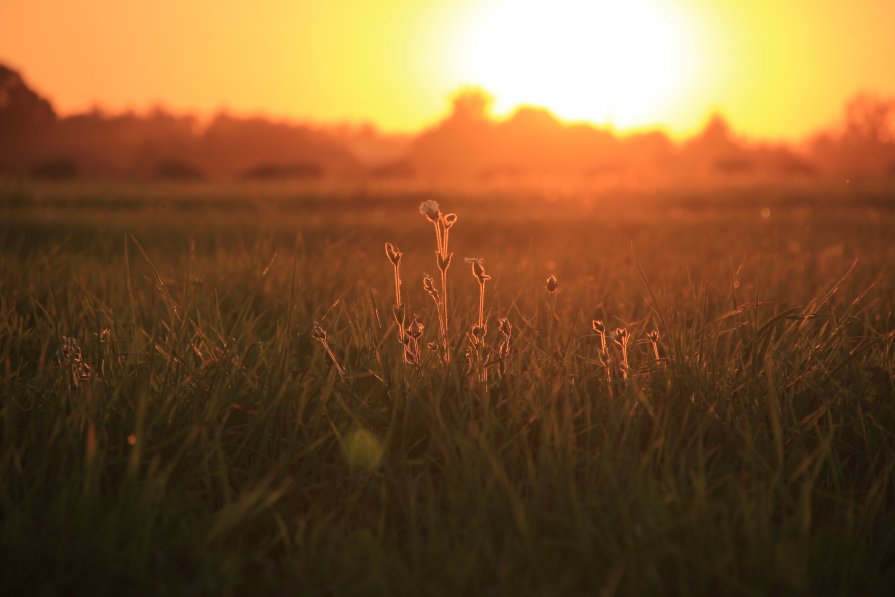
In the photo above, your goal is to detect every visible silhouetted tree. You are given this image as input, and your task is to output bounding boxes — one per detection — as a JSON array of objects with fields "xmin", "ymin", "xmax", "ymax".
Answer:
[{"xmin": 0, "ymin": 64, "xmax": 56, "ymax": 171}]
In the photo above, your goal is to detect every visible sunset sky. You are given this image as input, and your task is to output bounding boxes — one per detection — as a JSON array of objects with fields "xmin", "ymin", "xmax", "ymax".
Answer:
[{"xmin": 2, "ymin": 0, "xmax": 894, "ymax": 139}]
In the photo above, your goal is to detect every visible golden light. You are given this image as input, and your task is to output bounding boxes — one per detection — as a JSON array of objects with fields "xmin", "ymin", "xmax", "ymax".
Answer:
[{"xmin": 456, "ymin": 0, "xmax": 698, "ymax": 130}]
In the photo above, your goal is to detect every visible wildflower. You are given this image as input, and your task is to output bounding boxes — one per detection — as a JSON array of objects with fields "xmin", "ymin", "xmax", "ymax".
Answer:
[
  {"xmin": 498, "ymin": 317, "xmax": 512, "ymax": 339},
  {"xmin": 406, "ymin": 316, "xmax": 424, "ymax": 340},
  {"xmin": 546, "ymin": 274, "xmax": 558, "ymax": 293},
  {"xmin": 466, "ymin": 257, "xmax": 491, "ymax": 284},
  {"xmin": 384, "ymin": 242, "xmax": 402, "ymax": 266},
  {"xmin": 419, "ymin": 200, "xmax": 440, "ymax": 222},
  {"xmin": 423, "ymin": 274, "xmax": 440, "ymax": 303}
]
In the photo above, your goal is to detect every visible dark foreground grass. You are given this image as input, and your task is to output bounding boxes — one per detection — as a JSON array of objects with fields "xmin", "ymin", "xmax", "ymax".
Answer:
[{"xmin": 1, "ymin": 180, "xmax": 894, "ymax": 595}]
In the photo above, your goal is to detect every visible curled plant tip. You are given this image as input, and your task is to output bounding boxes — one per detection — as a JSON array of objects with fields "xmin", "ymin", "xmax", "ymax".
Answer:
[
  {"xmin": 648, "ymin": 329, "xmax": 662, "ymax": 364},
  {"xmin": 385, "ymin": 242, "xmax": 402, "ymax": 265},
  {"xmin": 423, "ymin": 201, "xmax": 453, "ymax": 364},
  {"xmin": 436, "ymin": 252, "xmax": 453, "ymax": 272},
  {"xmin": 613, "ymin": 327, "xmax": 629, "ymax": 345},
  {"xmin": 546, "ymin": 275, "xmax": 559, "ymax": 293},
  {"xmin": 402, "ymin": 315, "xmax": 424, "ymax": 365},
  {"xmin": 406, "ymin": 315, "xmax": 424, "ymax": 340},
  {"xmin": 386, "ymin": 242, "xmax": 405, "ymax": 342},
  {"xmin": 498, "ymin": 317, "xmax": 512, "ymax": 339},
  {"xmin": 613, "ymin": 327, "xmax": 630, "ymax": 381},
  {"xmin": 423, "ymin": 275, "xmax": 440, "ymax": 302},
  {"xmin": 419, "ymin": 200, "xmax": 440, "ymax": 221},
  {"xmin": 591, "ymin": 319, "xmax": 612, "ymax": 390},
  {"xmin": 497, "ymin": 317, "xmax": 512, "ymax": 377},
  {"xmin": 311, "ymin": 323, "xmax": 327, "ymax": 341},
  {"xmin": 467, "ymin": 258, "xmax": 491, "ymax": 284}
]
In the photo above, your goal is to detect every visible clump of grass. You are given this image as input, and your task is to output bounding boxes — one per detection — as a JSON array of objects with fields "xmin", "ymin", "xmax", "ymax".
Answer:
[
  {"xmin": 420, "ymin": 200, "xmax": 457, "ymax": 363},
  {"xmin": 4, "ymin": 182, "xmax": 895, "ymax": 596},
  {"xmin": 57, "ymin": 335, "xmax": 94, "ymax": 389}
]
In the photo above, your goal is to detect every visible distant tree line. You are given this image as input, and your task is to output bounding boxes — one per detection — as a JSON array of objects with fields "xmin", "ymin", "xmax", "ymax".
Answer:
[{"xmin": 2, "ymin": 63, "xmax": 894, "ymax": 183}]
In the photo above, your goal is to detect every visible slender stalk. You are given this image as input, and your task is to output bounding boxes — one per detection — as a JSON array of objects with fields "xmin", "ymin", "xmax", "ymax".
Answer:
[
  {"xmin": 393, "ymin": 263, "xmax": 402, "ymax": 307},
  {"xmin": 321, "ymin": 340, "xmax": 346, "ymax": 377},
  {"xmin": 440, "ymin": 266, "xmax": 450, "ymax": 362}
]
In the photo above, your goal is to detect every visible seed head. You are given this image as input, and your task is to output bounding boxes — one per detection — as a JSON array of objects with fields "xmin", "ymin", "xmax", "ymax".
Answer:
[
  {"xmin": 465, "ymin": 257, "xmax": 491, "ymax": 283},
  {"xmin": 591, "ymin": 319, "xmax": 605, "ymax": 334},
  {"xmin": 423, "ymin": 274, "xmax": 440, "ymax": 301},
  {"xmin": 406, "ymin": 315, "xmax": 424, "ymax": 339},
  {"xmin": 498, "ymin": 317, "xmax": 513, "ymax": 338},
  {"xmin": 311, "ymin": 323, "xmax": 327, "ymax": 341},
  {"xmin": 419, "ymin": 200, "xmax": 440, "ymax": 221},
  {"xmin": 384, "ymin": 242, "xmax": 402, "ymax": 265},
  {"xmin": 471, "ymin": 323, "xmax": 487, "ymax": 340},
  {"xmin": 546, "ymin": 274, "xmax": 558, "ymax": 293},
  {"xmin": 436, "ymin": 252, "xmax": 454, "ymax": 272},
  {"xmin": 647, "ymin": 329, "xmax": 660, "ymax": 343},
  {"xmin": 613, "ymin": 327, "xmax": 629, "ymax": 345}
]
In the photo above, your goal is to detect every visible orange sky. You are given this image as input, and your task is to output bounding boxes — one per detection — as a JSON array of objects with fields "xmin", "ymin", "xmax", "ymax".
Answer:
[{"xmin": 1, "ymin": 0, "xmax": 894, "ymax": 140}]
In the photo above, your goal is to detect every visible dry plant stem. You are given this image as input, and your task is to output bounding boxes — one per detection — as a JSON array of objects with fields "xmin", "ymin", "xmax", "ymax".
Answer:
[
  {"xmin": 478, "ymin": 281, "xmax": 485, "ymax": 328},
  {"xmin": 319, "ymin": 339, "xmax": 345, "ymax": 377},
  {"xmin": 593, "ymin": 321, "xmax": 614, "ymax": 396},
  {"xmin": 393, "ymin": 263, "xmax": 405, "ymax": 342},
  {"xmin": 478, "ymin": 281, "xmax": 487, "ymax": 383},
  {"xmin": 393, "ymin": 263, "xmax": 402, "ymax": 308},
  {"xmin": 420, "ymin": 201, "xmax": 454, "ymax": 365},
  {"xmin": 435, "ymin": 218, "xmax": 451, "ymax": 364},
  {"xmin": 615, "ymin": 330, "xmax": 630, "ymax": 381},
  {"xmin": 440, "ymin": 266, "xmax": 450, "ymax": 362}
]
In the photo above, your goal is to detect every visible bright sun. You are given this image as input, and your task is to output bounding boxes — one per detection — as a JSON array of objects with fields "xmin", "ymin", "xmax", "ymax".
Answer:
[{"xmin": 456, "ymin": 0, "xmax": 695, "ymax": 130}]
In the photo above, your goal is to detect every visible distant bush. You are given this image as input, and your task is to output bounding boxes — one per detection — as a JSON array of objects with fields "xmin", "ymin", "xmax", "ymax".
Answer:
[
  {"xmin": 713, "ymin": 157, "xmax": 754, "ymax": 175},
  {"xmin": 241, "ymin": 162, "xmax": 323, "ymax": 180},
  {"xmin": 155, "ymin": 159, "xmax": 206, "ymax": 181},
  {"xmin": 31, "ymin": 157, "xmax": 78, "ymax": 180},
  {"xmin": 369, "ymin": 160, "xmax": 415, "ymax": 178}
]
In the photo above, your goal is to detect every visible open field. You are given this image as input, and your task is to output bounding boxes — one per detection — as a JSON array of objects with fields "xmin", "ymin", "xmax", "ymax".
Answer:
[{"xmin": 1, "ymin": 179, "xmax": 894, "ymax": 595}]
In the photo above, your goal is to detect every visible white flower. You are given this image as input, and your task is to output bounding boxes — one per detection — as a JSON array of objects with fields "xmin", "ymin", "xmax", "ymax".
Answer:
[{"xmin": 419, "ymin": 200, "xmax": 440, "ymax": 220}]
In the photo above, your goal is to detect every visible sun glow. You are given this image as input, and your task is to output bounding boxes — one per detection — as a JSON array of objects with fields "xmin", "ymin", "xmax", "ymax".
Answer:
[{"xmin": 456, "ymin": 0, "xmax": 698, "ymax": 131}]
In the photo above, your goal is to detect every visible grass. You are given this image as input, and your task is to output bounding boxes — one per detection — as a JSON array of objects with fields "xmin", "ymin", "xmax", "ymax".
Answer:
[{"xmin": 1, "ymin": 178, "xmax": 894, "ymax": 595}]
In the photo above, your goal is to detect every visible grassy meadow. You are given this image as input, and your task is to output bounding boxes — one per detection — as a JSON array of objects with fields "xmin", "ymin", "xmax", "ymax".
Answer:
[{"xmin": 1, "ymin": 178, "xmax": 894, "ymax": 595}]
